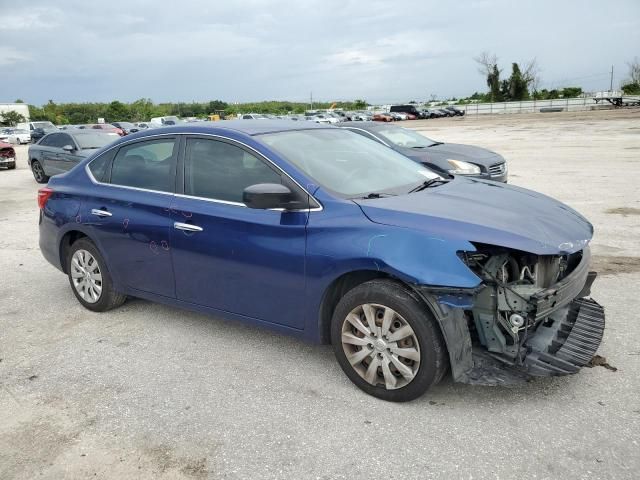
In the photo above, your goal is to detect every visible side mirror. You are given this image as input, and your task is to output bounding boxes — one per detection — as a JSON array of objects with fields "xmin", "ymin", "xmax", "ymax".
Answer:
[
  {"xmin": 243, "ymin": 183, "xmax": 295, "ymax": 210},
  {"xmin": 62, "ymin": 144, "xmax": 75, "ymax": 152}
]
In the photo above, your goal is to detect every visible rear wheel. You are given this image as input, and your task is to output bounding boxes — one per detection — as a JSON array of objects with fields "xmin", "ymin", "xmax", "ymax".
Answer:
[
  {"xmin": 331, "ymin": 279, "xmax": 447, "ymax": 402},
  {"xmin": 7, "ymin": 163, "xmax": 16, "ymax": 170},
  {"xmin": 31, "ymin": 160, "xmax": 49, "ymax": 183},
  {"xmin": 67, "ymin": 238, "xmax": 126, "ymax": 312}
]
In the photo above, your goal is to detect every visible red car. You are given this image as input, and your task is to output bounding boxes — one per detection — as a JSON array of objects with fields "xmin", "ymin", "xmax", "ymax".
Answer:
[
  {"xmin": 373, "ymin": 112, "xmax": 394, "ymax": 122},
  {"xmin": 88, "ymin": 123, "xmax": 125, "ymax": 136},
  {"xmin": 0, "ymin": 142, "xmax": 16, "ymax": 170},
  {"xmin": 405, "ymin": 113, "xmax": 417, "ymax": 120}
]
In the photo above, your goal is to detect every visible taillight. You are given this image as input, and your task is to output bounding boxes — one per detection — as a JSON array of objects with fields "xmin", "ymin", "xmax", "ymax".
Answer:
[{"xmin": 37, "ymin": 187, "xmax": 54, "ymax": 209}]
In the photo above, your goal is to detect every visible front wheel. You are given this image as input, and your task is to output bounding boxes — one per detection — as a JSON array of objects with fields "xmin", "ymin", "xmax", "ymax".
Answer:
[
  {"xmin": 331, "ymin": 279, "xmax": 448, "ymax": 402},
  {"xmin": 67, "ymin": 238, "xmax": 126, "ymax": 312},
  {"xmin": 31, "ymin": 160, "xmax": 49, "ymax": 183}
]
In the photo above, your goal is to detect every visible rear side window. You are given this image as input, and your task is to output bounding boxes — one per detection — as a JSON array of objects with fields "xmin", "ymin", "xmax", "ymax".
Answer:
[
  {"xmin": 88, "ymin": 150, "xmax": 115, "ymax": 183},
  {"xmin": 184, "ymin": 138, "xmax": 281, "ymax": 203},
  {"xmin": 109, "ymin": 139, "xmax": 177, "ymax": 192}
]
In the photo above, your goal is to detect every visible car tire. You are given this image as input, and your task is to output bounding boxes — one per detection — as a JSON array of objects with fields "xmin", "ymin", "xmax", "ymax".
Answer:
[
  {"xmin": 67, "ymin": 237, "xmax": 127, "ymax": 312},
  {"xmin": 330, "ymin": 279, "xmax": 448, "ymax": 402},
  {"xmin": 8, "ymin": 163, "xmax": 16, "ymax": 170},
  {"xmin": 31, "ymin": 160, "xmax": 49, "ymax": 183}
]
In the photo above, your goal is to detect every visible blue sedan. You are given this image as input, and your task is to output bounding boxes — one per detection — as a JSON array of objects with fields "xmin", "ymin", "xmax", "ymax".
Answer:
[{"xmin": 38, "ymin": 120, "xmax": 604, "ymax": 401}]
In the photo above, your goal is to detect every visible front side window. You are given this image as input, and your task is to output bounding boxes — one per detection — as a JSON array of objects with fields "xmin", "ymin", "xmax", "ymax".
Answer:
[
  {"xmin": 184, "ymin": 138, "xmax": 281, "ymax": 203},
  {"xmin": 260, "ymin": 129, "xmax": 439, "ymax": 198},
  {"xmin": 58, "ymin": 134, "xmax": 74, "ymax": 148},
  {"xmin": 46, "ymin": 133, "xmax": 66, "ymax": 148},
  {"xmin": 109, "ymin": 138, "xmax": 177, "ymax": 192}
]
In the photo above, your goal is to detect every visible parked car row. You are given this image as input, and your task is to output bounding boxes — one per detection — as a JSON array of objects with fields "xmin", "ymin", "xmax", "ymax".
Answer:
[{"xmin": 238, "ymin": 105, "xmax": 465, "ymax": 124}]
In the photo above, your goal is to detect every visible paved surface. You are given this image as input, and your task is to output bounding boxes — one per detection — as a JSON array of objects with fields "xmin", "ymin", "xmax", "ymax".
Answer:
[{"xmin": 1, "ymin": 110, "xmax": 639, "ymax": 479}]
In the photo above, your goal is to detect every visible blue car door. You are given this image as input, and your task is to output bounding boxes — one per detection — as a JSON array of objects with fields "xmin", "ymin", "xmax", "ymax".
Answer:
[
  {"xmin": 80, "ymin": 136, "xmax": 179, "ymax": 298},
  {"xmin": 169, "ymin": 136, "xmax": 308, "ymax": 329}
]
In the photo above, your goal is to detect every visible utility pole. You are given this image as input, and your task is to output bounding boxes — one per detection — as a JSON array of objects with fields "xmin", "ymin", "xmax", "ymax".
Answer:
[
  {"xmin": 310, "ymin": 92, "xmax": 313, "ymax": 110},
  {"xmin": 610, "ymin": 65, "xmax": 614, "ymax": 93}
]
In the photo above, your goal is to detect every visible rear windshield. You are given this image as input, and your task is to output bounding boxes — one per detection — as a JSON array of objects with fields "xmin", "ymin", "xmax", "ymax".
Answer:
[
  {"xmin": 33, "ymin": 121, "xmax": 56, "ymax": 129},
  {"xmin": 375, "ymin": 127, "xmax": 438, "ymax": 148},
  {"xmin": 75, "ymin": 133, "xmax": 120, "ymax": 149}
]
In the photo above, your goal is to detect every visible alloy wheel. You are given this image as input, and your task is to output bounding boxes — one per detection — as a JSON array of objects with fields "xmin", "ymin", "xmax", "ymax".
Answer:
[
  {"xmin": 341, "ymin": 303, "xmax": 420, "ymax": 390},
  {"xmin": 70, "ymin": 249, "xmax": 103, "ymax": 303},
  {"xmin": 32, "ymin": 162, "xmax": 45, "ymax": 182}
]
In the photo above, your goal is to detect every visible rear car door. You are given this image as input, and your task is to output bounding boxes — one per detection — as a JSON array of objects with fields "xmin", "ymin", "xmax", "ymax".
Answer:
[
  {"xmin": 80, "ymin": 137, "xmax": 179, "ymax": 298},
  {"xmin": 169, "ymin": 136, "xmax": 308, "ymax": 329}
]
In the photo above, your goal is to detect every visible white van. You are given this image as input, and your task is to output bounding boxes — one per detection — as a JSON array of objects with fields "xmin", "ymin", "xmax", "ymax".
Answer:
[
  {"xmin": 17, "ymin": 121, "xmax": 58, "ymax": 132},
  {"xmin": 149, "ymin": 116, "xmax": 182, "ymax": 127}
]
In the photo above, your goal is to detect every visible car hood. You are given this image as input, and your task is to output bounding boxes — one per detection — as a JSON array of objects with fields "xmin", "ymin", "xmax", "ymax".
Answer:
[
  {"xmin": 432, "ymin": 143, "xmax": 501, "ymax": 162},
  {"xmin": 354, "ymin": 177, "xmax": 593, "ymax": 255}
]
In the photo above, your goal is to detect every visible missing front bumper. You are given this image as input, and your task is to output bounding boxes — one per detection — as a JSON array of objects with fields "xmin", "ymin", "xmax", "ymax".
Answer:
[{"xmin": 523, "ymin": 297, "xmax": 605, "ymax": 375}]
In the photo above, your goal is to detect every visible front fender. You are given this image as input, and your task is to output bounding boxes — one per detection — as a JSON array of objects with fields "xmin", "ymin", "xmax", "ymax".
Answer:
[{"xmin": 302, "ymin": 199, "xmax": 482, "ymax": 341}]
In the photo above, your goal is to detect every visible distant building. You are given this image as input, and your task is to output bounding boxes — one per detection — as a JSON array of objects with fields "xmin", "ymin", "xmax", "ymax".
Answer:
[{"xmin": 0, "ymin": 103, "xmax": 30, "ymax": 123}]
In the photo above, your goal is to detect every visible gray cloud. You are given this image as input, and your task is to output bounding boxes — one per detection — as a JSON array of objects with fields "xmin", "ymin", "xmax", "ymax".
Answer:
[{"xmin": 1, "ymin": 0, "xmax": 638, "ymax": 105}]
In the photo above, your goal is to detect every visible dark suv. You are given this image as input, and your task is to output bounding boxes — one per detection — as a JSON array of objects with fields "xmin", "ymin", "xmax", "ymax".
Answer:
[{"xmin": 389, "ymin": 105, "xmax": 426, "ymax": 119}]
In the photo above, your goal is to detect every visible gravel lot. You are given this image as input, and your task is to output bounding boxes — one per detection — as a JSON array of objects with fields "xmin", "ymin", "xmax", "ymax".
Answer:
[{"xmin": 1, "ymin": 110, "xmax": 639, "ymax": 479}]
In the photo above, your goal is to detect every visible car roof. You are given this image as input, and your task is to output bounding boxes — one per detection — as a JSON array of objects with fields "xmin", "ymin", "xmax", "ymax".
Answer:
[
  {"xmin": 139, "ymin": 119, "xmax": 333, "ymax": 137},
  {"xmin": 336, "ymin": 121, "xmax": 395, "ymax": 132}
]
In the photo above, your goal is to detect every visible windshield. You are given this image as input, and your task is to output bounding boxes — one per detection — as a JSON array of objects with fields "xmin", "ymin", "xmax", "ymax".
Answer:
[
  {"xmin": 116, "ymin": 122, "xmax": 134, "ymax": 128},
  {"xmin": 375, "ymin": 127, "xmax": 439, "ymax": 148},
  {"xmin": 260, "ymin": 129, "xmax": 439, "ymax": 198},
  {"xmin": 33, "ymin": 121, "xmax": 56, "ymax": 129},
  {"xmin": 75, "ymin": 133, "xmax": 119, "ymax": 149}
]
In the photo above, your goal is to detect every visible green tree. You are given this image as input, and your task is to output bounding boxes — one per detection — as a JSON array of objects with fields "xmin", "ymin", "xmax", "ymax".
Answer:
[
  {"xmin": 0, "ymin": 110, "xmax": 26, "ymax": 126},
  {"xmin": 353, "ymin": 99, "xmax": 368, "ymax": 109},
  {"xmin": 561, "ymin": 87, "xmax": 583, "ymax": 98},
  {"xmin": 105, "ymin": 101, "xmax": 130, "ymax": 121},
  {"xmin": 621, "ymin": 82, "xmax": 640, "ymax": 94},
  {"xmin": 487, "ymin": 64, "xmax": 502, "ymax": 102},
  {"xmin": 207, "ymin": 100, "xmax": 228, "ymax": 112},
  {"xmin": 507, "ymin": 63, "xmax": 530, "ymax": 101}
]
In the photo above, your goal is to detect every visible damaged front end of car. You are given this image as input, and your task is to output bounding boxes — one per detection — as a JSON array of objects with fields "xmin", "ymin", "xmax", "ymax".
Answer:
[{"xmin": 415, "ymin": 243, "xmax": 605, "ymax": 385}]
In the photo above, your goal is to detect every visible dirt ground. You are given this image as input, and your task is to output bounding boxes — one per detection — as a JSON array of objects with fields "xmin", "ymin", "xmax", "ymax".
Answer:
[{"xmin": 1, "ymin": 109, "xmax": 639, "ymax": 479}]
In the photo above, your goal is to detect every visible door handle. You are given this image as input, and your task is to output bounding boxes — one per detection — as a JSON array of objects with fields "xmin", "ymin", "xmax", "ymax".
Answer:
[
  {"xmin": 91, "ymin": 209, "xmax": 112, "ymax": 217},
  {"xmin": 174, "ymin": 222, "xmax": 203, "ymax": 232}
]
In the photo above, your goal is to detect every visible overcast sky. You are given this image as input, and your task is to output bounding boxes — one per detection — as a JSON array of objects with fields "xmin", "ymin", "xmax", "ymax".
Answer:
[{"xmin": 1, "ymin": 0, "xmax": 638, "ymax": 105}]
